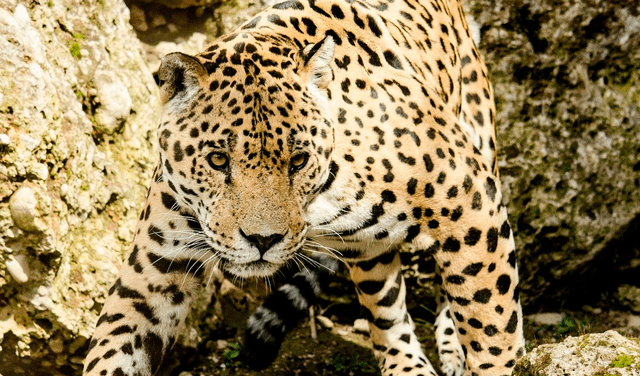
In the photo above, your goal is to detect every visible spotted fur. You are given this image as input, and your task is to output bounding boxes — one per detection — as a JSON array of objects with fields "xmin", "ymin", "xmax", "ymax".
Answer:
[
  {"xmin": 243, "ymin": 254, "xmax": 338, "ymax": 369},
  {"xmin": 83, "ymin": 0, "xmax": 525, "ymax": 375}
]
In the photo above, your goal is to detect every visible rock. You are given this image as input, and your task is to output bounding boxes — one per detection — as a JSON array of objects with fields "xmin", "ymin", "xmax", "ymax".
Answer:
[
  {"xmin": 92, "ymin": 69, "xmax": 133, "ymax": 134},
  {"xmin": 133, "ymin": 0, "xmax": 260, "ymax": 71},
  {"xmin": 48, "ymin": 336, "xmax": 64, "ymax": 354},
  {"xmin": 0, "ymin": 0, "xmax": 159, "ymax": 373},
  {"xmin": 526, "ymin": 312, "xmax": 565, "ymax": 326},
  {"xmin": 148, "ymin": 12, "xmax": 167, "ymax": 29},
  {"xmin": 29, "ymin": 162, "xmax": 48, "ymax": 181},
  {"xmin": 316, "ymin": 315, "xmax": 334, "ymax": 329},
  {"xmin": 9, "ymin": 185, "xmax": 46, "ymax": 233},
  {"xmin": 464, "ymin": 0, "xmax": 640, "ymax": 308},
  {"xmin": 129, "ymin": 4, "xmax": 148, "ymax": 32},
  {"xmin": 19, "ymin": 134, "xmax": 40, "ymax": 151},
  {"xmin": 4, "ymin": 254, "xmax": 29, "ymax": 283},
  {"xmin": 465, "ymin": 15, "xmax": 481, "ymax": 46},
  {"xmin": 628, "ymin": 315, "xmax": 640, "ymax": 328},
  {"xmin": 581, "ymin": 305, "xmax": 602, "ymax": 315},
  {"xmin": 216, "ymin": 339, "xmax": 228, "ymax": 349},
  {"xmin": 143, "ymin": 32, "xmax": 209, "ymax": 72},
  {"xmin": 30, "ymin": 285, "xmax": 54, "ymax": 311},
  {"xmin": 134, "ymin": 0, "xmax": 220, "ymax": 9},
  {"xmin": 514, "ymin": 330, "xmax": 640, "ymax": 376},
  {"xmin": 617, "ymin": 285, "xmax": 640, "ymax": 314}
]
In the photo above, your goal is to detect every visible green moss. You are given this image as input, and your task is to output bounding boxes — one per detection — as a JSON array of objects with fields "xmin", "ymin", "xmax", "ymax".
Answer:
[
  {"xmin": 69, "ymin": 42, "xmax": 81, "ymax": 59},
  {"xmin": 536, "ymin": 351, "xmax": 552, "ymax": 369},
  {"xmin": 610, "ymin": 354, "xmax": 634, "ymax": 368}
]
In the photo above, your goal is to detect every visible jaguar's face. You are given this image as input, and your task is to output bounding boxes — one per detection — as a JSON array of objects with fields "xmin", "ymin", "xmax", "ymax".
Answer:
[{"xmin": 156, "ymin": 34, "xmax": 336, "ymax": 277}]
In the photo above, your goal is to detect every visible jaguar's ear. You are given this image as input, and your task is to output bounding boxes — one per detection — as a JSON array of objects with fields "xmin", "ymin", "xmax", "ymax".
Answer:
[
  {"xmin": 299, "ymin": 36, "xmax": 335, "ymax": 90},
  {"xmin": 156, "ymin": 52, "xmax": 207, "ymax": 107}
]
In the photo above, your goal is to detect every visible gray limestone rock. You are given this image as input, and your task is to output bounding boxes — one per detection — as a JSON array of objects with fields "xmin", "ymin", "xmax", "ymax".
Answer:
[
  {"xmin": 514, "ymin": 330, "xmax": 640, "ymax": 376},
  {"xmin": 0, "ymin": 0, "xmax": 159, "ymax": 373},
  {"xmin": 617, "ymin": 285, "xmax": 640, "ymax": 314},
  {"xmin": 464, "ymin": 0, "xmax": 640, "ymax": 308}
]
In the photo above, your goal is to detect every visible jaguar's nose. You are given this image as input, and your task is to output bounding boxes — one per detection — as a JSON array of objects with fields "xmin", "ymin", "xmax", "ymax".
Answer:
[{"xmin": 240, "ymin": 229, "xmax": 286, "ymax": 257}]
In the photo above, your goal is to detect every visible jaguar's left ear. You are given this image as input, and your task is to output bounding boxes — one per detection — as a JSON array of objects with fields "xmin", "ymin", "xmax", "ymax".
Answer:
[{"xmin": 299, "ymin": 36, "xmax": 335, "ymax": 90}]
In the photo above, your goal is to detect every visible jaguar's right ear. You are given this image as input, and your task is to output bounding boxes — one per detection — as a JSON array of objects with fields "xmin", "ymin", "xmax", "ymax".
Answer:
[{"xmin": 156, "ymin": 52, "xmax": 207, "ymax": 107}]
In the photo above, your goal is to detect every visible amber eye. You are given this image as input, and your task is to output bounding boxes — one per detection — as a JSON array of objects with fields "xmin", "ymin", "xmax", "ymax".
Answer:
[
  {"xmin": 289, "ymin": 153, "xmax": 309, "ymax": 173},
  {"xmin": 206, "ymin": 152, "xmax": 229, "ymax": 171}
]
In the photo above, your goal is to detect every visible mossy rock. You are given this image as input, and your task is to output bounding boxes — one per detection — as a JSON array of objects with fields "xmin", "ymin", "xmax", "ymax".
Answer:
[
  {"xmin": 0, "ymin": 1, "xmax": 158, "ymax": 374},
  {"xmin": 466, "ymin": 0, "xmax": 640, "ymax": 308},
  {"xmin": 515, "ymin": 330, "xmax": 640, "ymax": 375}
]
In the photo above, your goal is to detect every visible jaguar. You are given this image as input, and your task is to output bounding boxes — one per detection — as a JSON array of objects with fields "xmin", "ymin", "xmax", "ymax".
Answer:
[{"xmin": 83, "ymin": 0, "xmax": 525, "ymax": 374}]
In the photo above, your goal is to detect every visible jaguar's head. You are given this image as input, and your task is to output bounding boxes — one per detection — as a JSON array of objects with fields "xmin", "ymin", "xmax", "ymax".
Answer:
[{"xmin": 156, "ymin": 33, "xmax": 336, "ymax": 277}]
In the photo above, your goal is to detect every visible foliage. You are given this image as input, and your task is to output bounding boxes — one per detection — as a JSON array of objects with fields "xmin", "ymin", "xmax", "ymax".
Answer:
[
  {"xmin": 553, "ymin": 317, "xmax": 589, "ymax": 337},
  {"xmin": 223, "ymin": 342, "xmax": 241, "ymax": 367},
  {"xmin": 610, "ymin": 353, "xmax": 634, "ymax": 368}
]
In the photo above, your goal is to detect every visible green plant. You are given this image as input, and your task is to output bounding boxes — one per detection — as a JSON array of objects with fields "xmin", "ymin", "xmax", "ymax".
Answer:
[
  {"xmin": 223, "ymin": 342, "xmax": 241, "ymax": 366},
  {"xmin": 413, "ymin": 305, "xmax": 435, "ymax": 329},
  {"xmin": 553, "ymin": 317, "xmax": 589, "ymax": 336},
  {"xmin": 420, "ymin": 304, "xmax": 436, "ymax": 316},
  {"xmin": 414, "ymin": 317, "xmax": 433, "ymax": 329},
  {"xmin": 610, "ymin": 353, "xmax": 633, "ymax": 368}
]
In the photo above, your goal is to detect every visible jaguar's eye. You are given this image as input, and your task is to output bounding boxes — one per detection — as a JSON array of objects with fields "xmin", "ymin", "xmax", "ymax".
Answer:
[
  {"xmin": 207, "ymin": 152, "xmax": 229, "ymax": 171},
  {"xmin": 289, "ymin": 152, "xmax": 309, "ymax": 173}
]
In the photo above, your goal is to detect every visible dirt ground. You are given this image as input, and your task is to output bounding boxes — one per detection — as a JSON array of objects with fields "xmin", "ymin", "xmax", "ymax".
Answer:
[{"xmin": 160, "ymin": 265, "xmax": 640, "ymax": 376}]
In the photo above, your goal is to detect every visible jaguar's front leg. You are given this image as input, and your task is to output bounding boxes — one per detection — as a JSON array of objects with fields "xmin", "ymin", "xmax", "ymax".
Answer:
[
  {"xmin": 349, "ymin": 251, "xmax": 438, "ymax": 376},
  {"xmin": 432, "ymin": 206, "xmax": 525, "ymax": 376},
  {"xmin": 434, "ymin": 270, "xmax": 465, "ymax": 376},
  {"xmin": 83, "ymin": 178, "xmax": 208, "ymax": 376}
]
